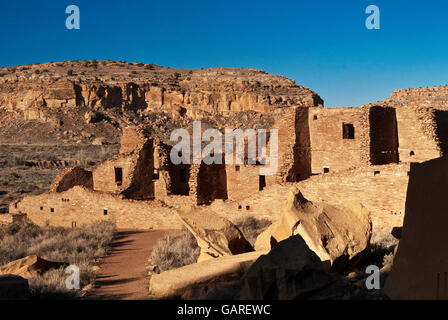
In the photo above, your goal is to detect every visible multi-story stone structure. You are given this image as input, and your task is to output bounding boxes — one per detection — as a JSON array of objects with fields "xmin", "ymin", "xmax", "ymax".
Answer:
[{"xmin": 8, "ymin": 84, "xmax": 448, "ymax": 231}]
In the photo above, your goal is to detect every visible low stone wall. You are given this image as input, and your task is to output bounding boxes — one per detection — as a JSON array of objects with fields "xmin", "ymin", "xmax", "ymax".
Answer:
[{"xmin": 9, "ymin": 186, "xmax": 183, "ymax": 230}]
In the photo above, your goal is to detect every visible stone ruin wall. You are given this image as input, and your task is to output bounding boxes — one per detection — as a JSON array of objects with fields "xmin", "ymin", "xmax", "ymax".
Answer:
[
  {"xmin": 395, "ymin": 106, "xmax": 441, "ymax": 163},
  {"xmin": 9, "ymin": 186, "xmax": 183, "ymax": 230},
  {"xmin": 93, "ymin": 127, "xmax": 155, "ymax": 200},
  {"xmin": 308, "ymin": 107, "xmax": 371, "ymax": 174},
  {"xmin": 49, "ymin": 167, "xmax": 93, "ymax": 193},
  {"xmin": 210, "ymin": 163, "xmax": 410, "ymax": 243}
]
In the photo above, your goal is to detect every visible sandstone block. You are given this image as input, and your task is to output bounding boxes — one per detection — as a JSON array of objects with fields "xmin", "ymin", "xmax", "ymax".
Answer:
[
  {"xmin": 177, "ymin": 206, "xmax": 254, "ymax": 262},
  {"xmin": 0, "ymin": 255, "xmax": 67, "ymax": 279},
  {"xmin": 254, "ymin": 187, "xmax": 372, "ymax": 271},
  {"xmin": 149, "ymin": 251, "xmax": 264, "ymax": 299}
]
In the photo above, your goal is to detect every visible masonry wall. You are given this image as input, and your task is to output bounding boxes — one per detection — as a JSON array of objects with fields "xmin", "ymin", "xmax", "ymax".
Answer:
[
  {"xmin": 270, "ymin": 107, "xmax": 310, "ymax": 183},
  {"xmin": 92, "ymin": 154, "xmax": 137, "ymax": 194},
  {"xmin": 197, "ymin": 162, "xmax": 228, "ymax": 205},
  {"xmin": 291, "ymin": 107, "xmax": 312, "ymax": 181},
  {"xmin": 226, "ymin": 164, "xmax": 263, "ymax": 203},
  {"xmin": 210, "ymin": 163, "xmax": 410, "ymax": 244},
  {"xmin": 434, "ymin": 109, "xmax": 448, "ymax": 156},
  {"xmin": 396, "ymin": 106, "xmax": 441, "ymax": 163},
  {"xmin": 50, "ymin": 167, "xmax": 93, "ymax": 193},
  {"xmin": 9, "ymin": 187, "xmax": 183, "ymax": 230},
  {"xmin": 308, "ymin": 107, "xmax": 370, "ymax": 174}
]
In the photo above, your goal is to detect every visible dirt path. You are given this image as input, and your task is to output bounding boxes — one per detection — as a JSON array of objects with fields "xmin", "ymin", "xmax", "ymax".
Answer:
[{"xmin": 89, "ymin": 229, "xmax": 174, "ymax": 300}]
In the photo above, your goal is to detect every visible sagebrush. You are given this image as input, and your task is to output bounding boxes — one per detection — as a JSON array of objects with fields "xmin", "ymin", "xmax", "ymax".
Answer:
[{"xmin": 0, "ymin": 220, "xmax": 116, "ymax": 299}]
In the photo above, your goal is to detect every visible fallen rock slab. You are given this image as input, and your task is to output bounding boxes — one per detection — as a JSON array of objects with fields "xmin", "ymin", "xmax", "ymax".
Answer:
[
  {"xmin": 177, "ymin": 206, "xmax": 254, "ymax": 262},
  {"xmin": 0, "ymin": 255, "xmax": 67, "ymax": 279},
  {"xmin": 255, "ymin": 187, "xmax": 372, "ymax": 271},
  {"xmin": 149, "ymin": 251, "xmax": 266, "ymax": 299},
  {"xmin": 240, "ymin": 235, "xmax": 339, "ymax": 299}
]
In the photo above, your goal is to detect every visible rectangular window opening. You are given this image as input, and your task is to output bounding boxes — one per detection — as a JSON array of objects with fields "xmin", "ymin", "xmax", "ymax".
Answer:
[
  {"xmin": 153, "ymin": 168, "xmax": 160, "ymax": 180},
  {"xmin": 115, "ymin": 167, "xmax": 123, "ymax": 186},
  {"xmin": 342, "ymin": 123, "xmax": 355, "ymax": 139},
  {"xmin": 259, "ymin": 175, "xmax": 266, "ymax": 191}
]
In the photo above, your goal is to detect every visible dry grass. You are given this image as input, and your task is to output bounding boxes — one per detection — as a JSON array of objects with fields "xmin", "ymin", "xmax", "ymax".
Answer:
[
  {"xmin": 150, "ymin": 228, "xmax": 200, "ymax": 272},
  {"xmin": 231, "ymin": 214, "xmax": 271, "ymax": 246},
  {"xmin": 0, "ymin": 220, "xmax": 116, "ymax": 299}
]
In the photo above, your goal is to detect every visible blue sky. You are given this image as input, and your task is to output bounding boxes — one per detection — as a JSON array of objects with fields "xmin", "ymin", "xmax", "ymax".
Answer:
[{"xmin": 0, "ymin": 0, "xmax": 447, "ymax": 107}]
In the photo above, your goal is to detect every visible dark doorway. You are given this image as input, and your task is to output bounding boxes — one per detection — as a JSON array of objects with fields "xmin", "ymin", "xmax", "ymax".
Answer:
[
  {"xmin": 342, "ymin": 123, "xmax": 355, "ymax": 139},
  {"xmin": 259, "ymin": 175, "xmax": 266, "ymax": 191},
  {"xmin": 115, "ymin": 167, "xmax": 123, "ymax": 186},
  {"xmin": 168, "ymin": 164, "xmax": 190, "ymax": 196},
  {"xmin": 369, "ymin": 107, "xmax": 399, "ymax": 165},
  {"xmin": 180, "ymin": 168, "xmax": 187, "ymax": 183},
  {"xmin": 197, "ymin": 163, "xmax": 228, "ymax": 205}
]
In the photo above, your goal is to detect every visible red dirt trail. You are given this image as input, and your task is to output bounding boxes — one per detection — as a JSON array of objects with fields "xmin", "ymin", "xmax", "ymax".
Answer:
[{"xmin": 89, "ymin": 229, "xmax": 174, "ymax": 300}]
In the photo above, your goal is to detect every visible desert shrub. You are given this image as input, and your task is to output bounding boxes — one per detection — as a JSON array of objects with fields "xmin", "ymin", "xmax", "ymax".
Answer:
[
  {"xmin": 231, "ymin": 215, "xmax": 271, "ymax": 246},
  {"xmin": 0, "ymin": 220, "xmax": 116, "ymax": 298},
  {"xmin": 14, "ymin": 157, "xmax": 25, "ymax": 166},
  {"xmin": 67, "ymin": 70, "xmax": 75, "ymax": 76},
  {"xmin": 27, "ymin": 268, "xmax": 77, "ymax": 300},
  {"xmin": 150, "ymin": 228, "xmax": 200, "ymax": 272},
  {"xmin": 34, "ymin": 70, "xmax": 40, "ymax": 75}
]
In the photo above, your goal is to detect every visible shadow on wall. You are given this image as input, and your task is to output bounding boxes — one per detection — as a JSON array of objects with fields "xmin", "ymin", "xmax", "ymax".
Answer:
[
  {"xmin": 197, "ymin": 161, "xmax": 228, "ymax": 205},
  {"xmin": 434, "ymin": 109, "xmax": 448, "ymax": 156},
  {"xmin": 369, "ymin": 106, "xmax": 399, "ymax": 165},
  {"xmin": 289, "ymin": 107, "xmax": 311, "ymax": 182}
]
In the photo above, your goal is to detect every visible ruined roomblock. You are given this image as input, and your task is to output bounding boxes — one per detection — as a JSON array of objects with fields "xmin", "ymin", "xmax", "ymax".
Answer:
[{"xmin": 49, "ymin": 166, "xmax": 93, "ymax": 193}]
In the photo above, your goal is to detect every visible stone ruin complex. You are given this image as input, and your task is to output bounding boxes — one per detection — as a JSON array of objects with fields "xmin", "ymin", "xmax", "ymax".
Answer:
[{"xmin": 8, "ymin": 84, "xmax": 448, "ymax": 237}]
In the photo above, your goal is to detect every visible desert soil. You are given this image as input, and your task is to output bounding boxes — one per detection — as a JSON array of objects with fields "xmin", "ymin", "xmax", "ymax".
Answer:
[{"xmin": 89, "ymin": 229, "xmax": 174, "ymax": 300}]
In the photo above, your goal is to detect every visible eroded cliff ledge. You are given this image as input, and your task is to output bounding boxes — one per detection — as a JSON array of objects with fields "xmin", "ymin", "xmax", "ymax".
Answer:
[{"xmin": 0, "ymin": 60, "xmax": 323, "ymax": 144}]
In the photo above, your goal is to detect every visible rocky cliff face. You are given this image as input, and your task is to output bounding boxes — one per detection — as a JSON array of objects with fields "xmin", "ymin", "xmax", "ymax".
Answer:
[
  {"xmin": 0, "ymin": 60, "xmax": 323, "ymax": 144},
  {"xmin": 382, "ymin": 85, "xmax": 448, "ymax": 108}
]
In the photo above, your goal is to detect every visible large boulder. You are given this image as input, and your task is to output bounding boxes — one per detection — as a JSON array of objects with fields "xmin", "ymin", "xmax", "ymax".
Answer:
[
  {"xmin": 0, "ymin": 255, "xmax": 67, "ymax": 278},
  {"xmin": 149, "ymin": 251, "xmax": 265, "ymax": 299},
  {"xmin": 254, "ymin": 187, "xmax": 372, "ymax": 271},
  {"xmin": 384, "ymin": 157, "xmax": 448, "ymax": 299},
  {"xmin": 0, "ymin": 275, "xmax": 29, "ymax": 300},
  {"xmin": 239, "ymin": 235, "xmax": 341, "ymax": 300},
  {"xmin": 177, "ymin": 206, "xmax": 254, "ymax": 262}
]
